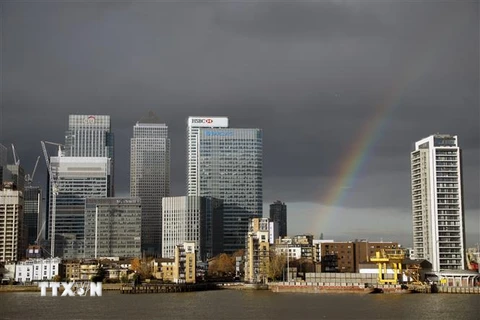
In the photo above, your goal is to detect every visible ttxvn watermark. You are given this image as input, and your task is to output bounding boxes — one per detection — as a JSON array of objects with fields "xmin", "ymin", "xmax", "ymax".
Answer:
[{"xmin": 38, "ymin": 281, "xmax": 102, "ymax": 296}]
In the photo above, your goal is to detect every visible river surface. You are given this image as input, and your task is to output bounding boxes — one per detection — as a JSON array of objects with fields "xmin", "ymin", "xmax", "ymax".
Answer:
[{"xmin": 1, "ymin": 289, "xmax": 479, "ymax": 320}]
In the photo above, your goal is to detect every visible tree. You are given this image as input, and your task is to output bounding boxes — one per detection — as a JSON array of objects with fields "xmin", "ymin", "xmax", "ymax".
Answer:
[
  {"xmin": 120, "ymin": 275, "xmax": 129, "ymax": 284},
  {"xmin": 130, "ymin": 257, "xmax": 152, "ymax": 281},
  {"xmin": 268, "ymin": 250, "xmax": 286, "ymax": 281},
  {"xmin": 208, "ymin": 253, "xmax": 235, "ymax": 277},
  {"xmin": 91, "ymin": 266, "xmax": 107, "ymax": 282},
  {"xmin": 52, "ymin": 274, "xmax": 62, "ymax": 282}
]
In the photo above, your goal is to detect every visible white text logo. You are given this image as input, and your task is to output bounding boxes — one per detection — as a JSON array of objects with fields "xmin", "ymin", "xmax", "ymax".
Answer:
[{"xmin": 38, "ymin": 282, "xmax": 102, "ymax": 297}]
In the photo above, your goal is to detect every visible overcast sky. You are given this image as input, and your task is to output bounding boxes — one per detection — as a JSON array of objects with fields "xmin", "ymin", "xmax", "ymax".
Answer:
[{"xmin": 1, "ymin": 0, "xmax": 478, "ymax": 247}]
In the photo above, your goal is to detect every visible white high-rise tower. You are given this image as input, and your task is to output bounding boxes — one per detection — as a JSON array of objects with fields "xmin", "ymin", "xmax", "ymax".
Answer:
[{"xmin": 411, "ymin": 134, "xmax": 466, "ymax": 271}]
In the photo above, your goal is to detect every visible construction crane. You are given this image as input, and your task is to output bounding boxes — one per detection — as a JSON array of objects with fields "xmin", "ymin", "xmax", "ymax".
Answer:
[
  {"xmin": 25, "ymin": 156, "xmax": 40, "ymax": 186},
  {"xmin": 41, "ymin": 141, "xmax": 64, "ymax": 258},
  {"xmin": 11, "ymin": 144, "xmax": 20, "ymax": 165}
]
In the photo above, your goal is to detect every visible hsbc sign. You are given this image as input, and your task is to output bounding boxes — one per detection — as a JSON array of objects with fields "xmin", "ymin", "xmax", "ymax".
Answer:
[
  {"xmin": 188, "ymin": 117, "xmax": 228, "ymax": 128},
  {"xmin": 192, "ymin": 119, "xmax": 213, "ymax": 124}
]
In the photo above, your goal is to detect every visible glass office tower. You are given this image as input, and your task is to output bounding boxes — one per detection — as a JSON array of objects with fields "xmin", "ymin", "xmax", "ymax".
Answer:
[
  {"xmin": 130, "ymin": 112, "xmax": 170, "ymax": 256},
  {"xmin": 187, "ymin": 117, "xmax": 263, "ymax": 254},
  {"xmin": 48, "ymin": 156, "xmax": 111, "ymax": 259},
  {"xmin": 64, "ymin": 115, "xmax": 114, "ymax": 196}
]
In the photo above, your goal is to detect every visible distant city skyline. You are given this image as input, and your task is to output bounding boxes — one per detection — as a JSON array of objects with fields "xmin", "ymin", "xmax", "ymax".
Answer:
[{"xmin": 0, "ymin": 1, "xmax": 478, "ymax": 248}]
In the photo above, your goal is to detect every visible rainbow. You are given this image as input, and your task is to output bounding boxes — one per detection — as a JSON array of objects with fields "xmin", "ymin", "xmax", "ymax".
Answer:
[{"xmin": 312, "ymin": 18, "xmax": 459, "ymax": 233}]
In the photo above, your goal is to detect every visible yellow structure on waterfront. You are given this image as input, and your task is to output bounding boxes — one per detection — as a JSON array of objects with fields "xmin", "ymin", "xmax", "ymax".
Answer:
[{"xmin": 370, "ymin": 249, "xmax": 404, "ymax": 284}]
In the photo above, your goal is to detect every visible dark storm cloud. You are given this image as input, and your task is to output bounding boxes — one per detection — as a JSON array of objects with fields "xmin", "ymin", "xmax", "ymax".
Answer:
[{"xmin": 1, "ymin": 1, "xmax": 478, "ymax": 241}]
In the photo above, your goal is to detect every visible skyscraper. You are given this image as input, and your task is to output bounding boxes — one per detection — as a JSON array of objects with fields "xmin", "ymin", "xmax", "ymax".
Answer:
[
  {"xmin": 64, "ymin": 115, "xmax": 114, "ymax": 158},
  {"xmin": 269, "ymin": 200, "xmax": 287, "ymax": 238},
  {"xmin": 24, "ymin": 186, "xmax": 42, "ymax": 245},
  {"xmin": 130, "ymin": 112, "xmax": 170, "ymax": 256},
  {"xmin": 0, "ymin": 187, "xmax": 24, "ymax": 262},
  {"xmin": 47, "ymin": 156, "xmax": 111, "ymax": 259},
  {"xmin": 64, "ymin": 115, "xmax": 114, "ymax": 196},
  {"xmin": 187, "ymin": 116, "xmax": 263, "ymax": 253},
  {"xmin": 411, "ymin": 134, "xmax": 466, "ymax": 271}
]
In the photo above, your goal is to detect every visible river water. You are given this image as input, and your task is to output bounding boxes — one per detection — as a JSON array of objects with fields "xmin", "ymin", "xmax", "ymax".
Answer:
[{"xmin": 1, "ymin": 289, "xmax": 479, "ymax": 320}]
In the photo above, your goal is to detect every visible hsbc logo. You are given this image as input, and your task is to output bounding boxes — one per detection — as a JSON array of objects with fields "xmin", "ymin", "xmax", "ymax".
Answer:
[{"xmin": 192, "ymin": 118, "xmax": 213, "ymax": 124}]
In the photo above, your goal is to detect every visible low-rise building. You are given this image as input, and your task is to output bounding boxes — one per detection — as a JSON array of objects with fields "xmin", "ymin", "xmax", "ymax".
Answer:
[
  {"xmin": 63, "ymin": 260, "xmax": 81, "ymax": 281},
  {"xmin": 80, "ymin": 260, "xmax": 99, "ymax": 280},
  {"xmin": 15, "ymin": 258, "xmax": 62, "ymax": 282},
  {"xmin": 321, "ymin": 241, "xmax": 400, "ymax": 273}
]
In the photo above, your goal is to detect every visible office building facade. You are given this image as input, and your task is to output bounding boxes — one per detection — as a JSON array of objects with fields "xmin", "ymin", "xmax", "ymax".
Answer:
[
  {"xmin": 47, "ymin": 156, "xmax": 111, "ymax": 259},
  {"xmin": 411, "ymin": 134, "xmax": 466, "ymax": 271},
  {"xmin": 0, "ymin": 188, "xmax": 24, "ymax": 262},
  {"xmin": 130, "ymin": 113, "xmax": 170, "ymax": 256},
  {"xmin": 162, "ymin": 196, "xmax": 223, "ymax": 261},
  {"xmin": 187, "ymin": 117, "xmax": 263, "ymax": 253},
  {"xmin": 64, "ymin": 115, "xmax": 114, "ymax": 158},
  {"xmin": 84, "ymin": 197, "xmax": 142, "ymax": 259},
  {"xmin": 24, "ymin": 186, "xmax": 42, "ymax": 245},
  {"xmin": 64, "ymin": 115, "xmax": 114, "ymax": 196},
  {"xmin": 269, "ymin": 200, "xmax": 287, "ymax": 238}
]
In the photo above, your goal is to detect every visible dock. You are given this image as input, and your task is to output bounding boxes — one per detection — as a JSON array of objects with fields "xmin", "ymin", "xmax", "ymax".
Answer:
[{"xmin": 120, "ymin": 283, "xmax": 218, "ymax": 294}]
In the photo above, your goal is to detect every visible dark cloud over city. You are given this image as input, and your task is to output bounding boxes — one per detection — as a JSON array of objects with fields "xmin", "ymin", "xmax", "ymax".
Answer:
[{"xmin": 1, "ymin": 1, "xmax": 478, "ymax": 246}]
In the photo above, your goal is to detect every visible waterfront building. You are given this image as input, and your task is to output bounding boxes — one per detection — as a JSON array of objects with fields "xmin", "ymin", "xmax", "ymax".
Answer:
[
  {"xmin": 130, "ymin": 112, "xmax": 170, "ymax": 256},
  {"xmin": 187, "ymin": 116, "xmax": 263, "ymax": 253},
  {"xmin": 162, "ymin": 196, "xmax": 223, "ymax": 261},
  {"xmin": 84, "ymin": 197, "xmax": 142, "ymax": 259},
  {"xmin": 173, "ymin": 241, "xmax": 196, "ymax": 283},
  {"xmin": 15, "ymin": 257, "xmax": 62, "ymax": 282},
  {"xmin": 79, "ymin": 260, "xmax": 99, "ymax": 280},
  {"xmin": 411, "ymin": 134, "xmax": 466, "ymax": 271},
  {"xmin": 63, "ymin": 260, "xmax": 81, "ymax": 281},
  {"xmin": 0, "ymin": 188, "xmax": 24, "ymax": 262},
  {"xmin": 47, "ymin": 156, "xmax": 111, "ymax": 259},
  {"xmin": 312, "ymin": 239, "xmax": 334, "ymax": 263},
  {"xmin": 245, "ymin": 218, "xmax": 271, "ymax": 283},
  {"xmin": 320, "ymin": 241, "xmax": 399, "ymax": 273},
  {"xmin": 269, "ymin": 201, "xmax": 287, "ymax": 238}
]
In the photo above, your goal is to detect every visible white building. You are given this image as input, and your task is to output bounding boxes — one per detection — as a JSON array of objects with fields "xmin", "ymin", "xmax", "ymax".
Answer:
[
  {"xmin": 411, "ymin": 134, "xmax": 466, "ymax": 271},
  {"xmin": 15, "ymin": 258, "xmax": 62, "ymax": 283},
  {"xmin": 162, "ymin": 196, "xmax": 223, "ymax": 261},
  {"xmin": 0, "ymin": 188, "xmax": 24, "ymax": 262},
  {"xmin": 274, "ymin": 244, "xmax": 302, "ymax": 260},
  {"xmin": 130, "ymin": 113, "xmax": 170, "ymax": 256}
]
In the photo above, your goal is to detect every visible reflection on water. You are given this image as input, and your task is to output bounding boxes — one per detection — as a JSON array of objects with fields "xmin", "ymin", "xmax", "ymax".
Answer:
[{"xmin": 1, "ymin": 290, "xmax": 479, "ymax": 320}]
